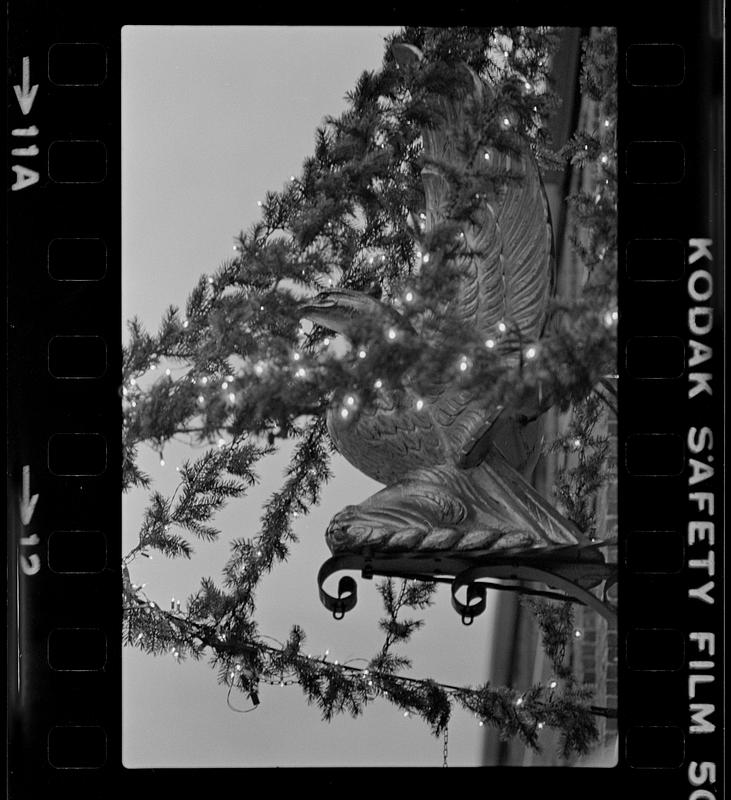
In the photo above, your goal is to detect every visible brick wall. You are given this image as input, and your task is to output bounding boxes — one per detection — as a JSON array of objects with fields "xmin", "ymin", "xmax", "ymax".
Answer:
[{"xmin": 570, "ymin": 409, "xmax": 618, "ymax": 751}]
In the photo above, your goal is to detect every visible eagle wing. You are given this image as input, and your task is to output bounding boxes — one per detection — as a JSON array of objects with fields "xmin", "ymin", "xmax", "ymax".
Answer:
[
  {"xmin": 415, "ymin": 44, "xmax": 555, "ymax": 462},
  {"xmin": 329, "ymin": 46, "xmax": 554, "ymax": 480}
]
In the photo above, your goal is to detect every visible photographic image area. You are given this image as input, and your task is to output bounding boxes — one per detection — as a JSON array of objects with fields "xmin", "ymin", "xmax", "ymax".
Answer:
[{"xmin": 122, "ymin": 26, "xmax": 618, "ymax": 767}]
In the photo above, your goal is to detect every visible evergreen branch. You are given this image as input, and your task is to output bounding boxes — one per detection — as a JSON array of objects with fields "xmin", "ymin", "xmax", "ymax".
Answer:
[{"xmin": 122, "ymin": 595, "xmax": 610, "ymax": 750}]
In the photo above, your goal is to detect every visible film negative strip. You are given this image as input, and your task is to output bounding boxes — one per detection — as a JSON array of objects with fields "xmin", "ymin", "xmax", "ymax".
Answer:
[{"xmin": 6, "ymin": 4, "xmax": 724, "ymax": 796}]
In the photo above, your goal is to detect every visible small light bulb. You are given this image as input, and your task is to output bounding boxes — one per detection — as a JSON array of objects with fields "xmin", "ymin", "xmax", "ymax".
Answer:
[
  {"xmin": 130, "ymin": 377, "xmax": 136, "ymax": 386},
  {"xmin": 600, "ymin": 154, "xmax": 609, "ymax": 164},
  {"xmin": 416, "ymin": 399, "xmax": 424, "ymax": 411},
  {"xmin": 459, "ymin": 360, "xmax": 468, "ymax": 372},
  {"xmin": 537, "ymin": 722, "xmax": 545, "ymax": 730},
  {"xmin": 182, "ymin": 320, "xmax": 189, "ymax": 328},
  {"xmin": 387, "ymin": 328, "xmax": 397, "ymax": 340},
  {"xmin": 323, "ymin": 338, "xmax": 330, "ymax": 346},
  {"xmin": 358, "ymin": 349, "xmax": 367, "ymax": 359},
  {"xmin": 524, "ymin": 81, "xmax": 531, "ymax": 91},
  {"xmin": 341, "ymin": 408, "xmax": 349, "ymax": 419},
  {"xmin": 516, "ymin": 697, "xmax": 523, "ymax": 706},
  {"xmin": 604, "ymin": 119, "xmax": 610, "ymax": 128},
  {"xmin": 198, "ymin": 395, "xmax": 204, "ymax": 404},
  {"xmin": 574, "ymin": 629, "xmax": 582, "ymax": 638},
  {"xmin": 498, "ymin": 321, "xmax": 507, "ymax": 333},
  {"xmin": 525, "ymin": 346, "xmax": 537, "ymax": 359},
  {"xmin": 404, "ymin": 711, "xmax": 409, "ymax": 718},
  {"xmin": 549, "ymin": 680, "xmax": 557, "ymax": 689},
  {"xmin": 415, "ymin": 250, "xmax": 422, "ymax": 259},
  {"xmin": 165, "ymin": 368, "xmax": 171, "ymax": 376},
  {"xmin": 405, "ymin": 291, "xmax": 414, "ymax": 302},
  {"xmin": 346, "ymin": 396, "xmax": 355, "ymax": 406},
  {"xmin": 484, "ymin": 151, "xmax": 491, "ymax": 161},
  {"xmin": 257, "ymin": 200, "xmax": 263, "ymax": 207},
  {"xmin": 226, "ymin": 375, "xmax": 234, "ymax": 382},
  {"xmin": 502, "ymin": 117, "xmax": 510, "ymax": 127},
  {"xmin": 293, "ymin": 353, "xmax": 300, "ymax": 361},
  {"xmin": 160, "ymin": 459, "xmax": 165, "ymax": 467},
  {"xmin": 374, "ymin": 379, "xmax": 383, "ymax": 389},
  {"xmin": 485, "ymin": 339, "xmax": 495, "ymax": 349},
  {"xmin": 208, "ymin": 276, "xmax": 214, "ymax": 284}
]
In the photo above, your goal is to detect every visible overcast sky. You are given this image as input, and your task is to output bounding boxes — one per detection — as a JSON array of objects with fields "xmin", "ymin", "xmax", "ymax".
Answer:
[{"xmin": 122, "ymin": 25, "xmax": 498, "ymax": 768}]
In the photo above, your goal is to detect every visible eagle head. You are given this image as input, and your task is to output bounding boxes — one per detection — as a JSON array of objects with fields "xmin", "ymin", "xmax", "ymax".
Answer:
[{"xmin": 298, "ymin": 289, "xmax": 380, "ymax": 335}]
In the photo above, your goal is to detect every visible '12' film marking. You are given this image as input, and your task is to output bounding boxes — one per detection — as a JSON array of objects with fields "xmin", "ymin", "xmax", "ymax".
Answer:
[{"xmin": 19, "ymin": 465, "xmax": 40, "ymax": 575}]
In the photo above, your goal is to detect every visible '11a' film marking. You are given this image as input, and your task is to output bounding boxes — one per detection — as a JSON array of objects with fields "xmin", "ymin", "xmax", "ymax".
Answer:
[{"xmin": 11, "ymin": 56, "xmax": 39, "ymax": 191}]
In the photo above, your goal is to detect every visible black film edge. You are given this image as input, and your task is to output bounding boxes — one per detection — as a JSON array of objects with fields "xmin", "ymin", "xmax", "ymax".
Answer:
[{"xmin": 5, "ymin": 4, "xmax": 724, "ymax": 796}]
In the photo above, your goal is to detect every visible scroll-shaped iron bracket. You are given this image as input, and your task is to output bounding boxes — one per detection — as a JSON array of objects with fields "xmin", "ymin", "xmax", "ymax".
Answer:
[
  {"xmin": 451, "ymin": 561, "xmax": 618, "ymax": 625},
  {"xmin": 451, "ymin": 580, "xmax": 487, "ymax": 625},
  {"xmin": 317, "ymin": 555, "xmax": 363, "ymax": 620},
  {"xmin": 317, "ymin": 550, "xmax": 618, "ymax": 624}
]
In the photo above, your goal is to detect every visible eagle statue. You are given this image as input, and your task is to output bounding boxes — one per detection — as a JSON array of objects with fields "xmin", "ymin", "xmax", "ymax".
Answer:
[{"xmin": 298, "ymin": 43, "xmax": 612, "ymax": 611}]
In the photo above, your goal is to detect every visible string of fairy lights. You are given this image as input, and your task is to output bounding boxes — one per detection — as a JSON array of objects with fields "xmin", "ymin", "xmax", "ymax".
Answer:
[
  {"xmin": 124, "ymin": 577, "xmax": 592, "ymax": 730},
  {"xmin": 121, "ymin": 290, "xmax": 617, "ymax": 457}
]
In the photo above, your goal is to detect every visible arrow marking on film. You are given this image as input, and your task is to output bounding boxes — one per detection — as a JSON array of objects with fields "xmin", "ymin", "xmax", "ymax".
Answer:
[
  {"xmin": 20, "ymin": 466, "xmax": 39, "ymax": 526},
  {"xmin": 14, "ymin": 57, "xmax": 39, "ymax": 115}
]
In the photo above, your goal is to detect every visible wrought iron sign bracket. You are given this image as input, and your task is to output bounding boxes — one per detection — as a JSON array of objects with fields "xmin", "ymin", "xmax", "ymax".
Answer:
[{"xmin": 317, "ymin": 545, "xmax": 617, "ymax": 626}]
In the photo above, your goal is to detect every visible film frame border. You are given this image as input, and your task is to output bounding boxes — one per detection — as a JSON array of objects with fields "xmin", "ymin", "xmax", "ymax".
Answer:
[{"xmin": 5, "ymin": 4, "xmax": 724, "ymax": 796}]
